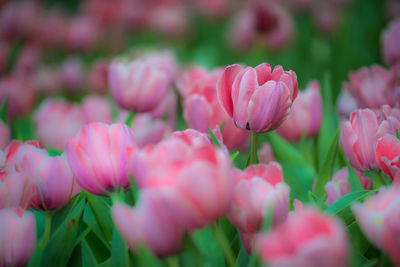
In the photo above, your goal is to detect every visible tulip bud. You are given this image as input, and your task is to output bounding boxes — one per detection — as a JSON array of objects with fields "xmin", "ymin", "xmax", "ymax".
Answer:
[
  {"xmin": 111, "ymin": 190, "xmax": 183, "ymax": 257},
  {"xmin": 352, "ymin": 185, "xmax": 400, "ymax": 266},
  {"xmin": 109, "ymin": 52, "xmax": 176, "ymax": 112},
  {"xmin": 216, "ymin": 63, "xmax": 298, "ymax": 133},
  {"xmin": 0, "ymin": 120, "xmax": 10, "ymax": 149},
  {"xmin": 0, "ymin": 209, "xmax": 36, "ymax": 267},
  {"xmin": 382, "ymin": 18, "xmax": 400, "ymax": 67},
  {"xmin": 66, "ymin": 122, "xmax": 137, "ymax": 196},
  {"xmin": 375, "ymin": 134, "xmax": 400, "ymax": 183},
  {"xmin": 277, "ymin": 81, "xmax": 322, "ymax": 142},
  {"xmin": 228, "ymin": 163, "xmax": 290, "ymax": 233},
  {"xmin": 19, "ymin": 150, "xmax": 77, "ymax": 210},
  {"xmin": 81, "ymin": 95, "xmax": 112, "ymax": 124},
  {"xmin": 34, "ymin": 99, "xmax": 84, "ymax": 151},
  {"xmin": 257, "ymin": 208, "xmax": 349, "ymax": 267}
]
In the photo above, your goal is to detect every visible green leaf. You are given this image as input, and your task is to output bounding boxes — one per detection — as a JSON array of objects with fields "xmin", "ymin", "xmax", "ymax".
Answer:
[
  {"xmin": 397, "ymin": 129, "xmax": 400, "ymax": 140},
  {"xmin": 111, "ymin": 226, "xmax": 129, "ymax": 267},
  {"xmin": 314, "ymin": 128, "xmax": 340, "ymax": 198},
  {"xmin": 192, "ymin": 227, "xmax": 225, "ymax": 267},
  {"xmin": 208, "ymin": 128, "xmax": 221, "ymax": 147},
  {"xmin": 86, "ymin": 193, "xmax": 113, "ymax": 242},
  {"xmin": 211, "ymin": 223, "xmax": 237, "ymax": 267},
  {"xmin": 347, "ymin": 162, "xmax": 364, "ymax": 192},
  {"xmin": 47, "ymin": 149, "xmax": 63, "ymax": 157},
  {"xmin": 230, "ymin": 151, "xmax": 240, "ymax": 162},
  {"xmin": 124, "ymin": 111, "xmax": 135, "ymax": 126},
  {"xmin": 136, "ymin": 244, "xmax": 163, "ymax": 267},
  {"xmin": 325, "ymin": 190, "xmax": 376, "ymax": 216},
  {"xmin": 81, "ymin": 240, "xmax": 98, "ymax": 267},
  {"xmin": 261, "ymin": 205, "xmax": 274, "ymax": 233},
  {"xmin": 0, "ymin": 97, "xmax": 8, "ymax": 123}
]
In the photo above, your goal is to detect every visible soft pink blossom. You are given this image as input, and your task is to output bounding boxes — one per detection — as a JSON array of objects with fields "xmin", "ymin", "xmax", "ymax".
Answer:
[
  {"xmin": 0, "ymin": 120, "xmax": 10, "ymax": 149},
  {"xmin": 382, "ymin": 19, "xmax": 400, "ymax": 67},
  {"xmin": 81, "ymin": 95, "xmax": 112, "ymax": 124},
  {"xmin": 258, "ymin": 143, "xmax": 275, "ymax": 164},
  {"xmin": 0, "ymin": 171, "xmax": 32, "ymax": 210},
  {"xmin": 375, "ymin": 134, "xmax": 400, "ymax": 183}
]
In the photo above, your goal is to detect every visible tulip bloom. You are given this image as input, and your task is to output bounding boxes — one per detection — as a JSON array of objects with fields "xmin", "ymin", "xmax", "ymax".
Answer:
[
  {"xmin": 0, "ymin": 171, "xmax": 32, "ymax": 209},
  {"xmin": 216, "ymin": 63, "xmax": 298, "ymax": 133},
  {"xmin": 324, "ymin": 167, "xmax": 372, "ymax": 206},
  {"xmin": 0, "ymin": 209, "xmax": 36, "ymax": 267},
  {"xmin": 375, "ymin": 134, "xmax": 400, "ymax": 183},
  {"xmin": 109, "ymin": 52, "xmax": 176, "ymax": 112},
  {"xmin": 112, "ymin": 190, "xmax": 183, "ymax": 257},
  {"xmin": 0, "ymin": 120, "xmax": 10, "ymax": 149},
  {"xmin": 277, "ymin": 81, "xmax": 322, "ymax": 142},
  {"xmin": 34, "ymin": 99, "xmax": 84, "ymax": 151},
  {"xmin": 352, "ymin": 185, "xmax": 400, "ymax": 265},
  {"xmin": 382, "ymin": 18, "xmax": 400, "ymax": 67},
  {"xmin": 257, "ymin": 208, "xmax": 349, "ymax": 267},
  {"xmin": 228, "ymin": 163, "xmax": 290, "ymax": 233},
  {"xmin": 19, "ymin": 150, "xmax": 77, "ymax": 210},
  {"xmin": 128, "ymin": 129, "xmax": 233, "ymax": 230},
  {"xmin": 81, "ymin": 95, "xmax": 112, "ymax": 124},
  {"xmin": 66, "ymin": 122, "xmax": 137, "ymax": 196}
]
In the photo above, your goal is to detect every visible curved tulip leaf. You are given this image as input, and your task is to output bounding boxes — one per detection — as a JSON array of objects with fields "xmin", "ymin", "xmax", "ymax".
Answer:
[
  {"xmin": 347, "ymin": 162, "xmax": 364, "ymax": 192},
  {"xmin": 86, "ymin": 193, "xmax": 113, "ymax": 242},
  {"xmin": 111, "ymin": 226, "xmax": 129, "ymax": 267},
  {"xmin": 0, "ymin": 97, "xmax": 8, "ymax": 123}
]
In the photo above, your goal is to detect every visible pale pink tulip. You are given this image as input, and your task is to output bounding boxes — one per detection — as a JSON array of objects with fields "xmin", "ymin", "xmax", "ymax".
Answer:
[
  {"xmin": 0, "ymin": 120, "xmax": 10, "ymax": 149},
  {"xmin": 375, "ymin": 134, "xmax": 400, "ymax": 183},
  {"xmin": 0, "ymin": 171, "xmax": 32, "ymax": 210},
  {"xmin": 217, "ymin": 63, "xmax": 298, "ymax": 133},
  {"xmin": 34, "ymin": 99, "xmax": 84, "ymax": 151},
  {"xmin": 228, "ymin": 163, "xmax": 290, "ymax": 233},
  {"xmin": 324, "ymin": 167, "xmax": 372, "ymax": 206},
  {"xmin": 0, "ymin": 209, "xmax": 36, "ymax": 267},
  {"xmin": 277, "ymin": 81, "xmax": 322, "ymax": 142},
  {"xmin": 19, "ymin": 150, "xmax": 77, "ymax": 210},
  {"xmin": 382, "ymin": 19, "xmax": 400, "ymax": 67},
  {"xmin": 352, "ymin": 185, "xmax": 400, "ymax": 261},
  {"xmin": 258, "ymin": 143, "xmax": 275, "ymax": 164},
  {"xmin": 128, "ymin": 129, "xmax": 233, "ymax": 230},
  {"xmin": 81, "ymin": 95, "xmax": 112, "ymax": 124},
  {"xmin": 112, "ymin": 190, "xmax": 183, "ymax": 257},
  {"xmin": 66, "ymin": 122, "xmax": 137, "ymax": 196},
  {"xmin": 109, "ymin": 52, "xmax": 176, "ymax": 112},
  {"xmin": 257, "ymin": 208, "xmax": 349, "ymax": 267}
]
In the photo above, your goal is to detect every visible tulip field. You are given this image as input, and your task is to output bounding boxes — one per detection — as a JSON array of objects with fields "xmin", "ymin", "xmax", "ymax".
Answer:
[{"xmin": 1, "ymin": 0, "xmax": 400, "ymax": 266}]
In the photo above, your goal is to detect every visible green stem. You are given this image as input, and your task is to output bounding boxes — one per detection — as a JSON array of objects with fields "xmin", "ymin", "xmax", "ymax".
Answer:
[
  {"xmin": 212, "ymin": 223, "xmax": 237, "ymax": 267},
  {"xmin": 40, "ymin": 212, "xmax": 52, "ymax": 249},
  {"xmin": 249, "ymin": 132, "xmax": 259, "ymax": 166},
  {"xmin": 111, "ymin": 192, "xmax": 121, "ymax": 205},
  {"xmin": 124, "ymin": 111, "xmax": 135, "ymax": 126}
]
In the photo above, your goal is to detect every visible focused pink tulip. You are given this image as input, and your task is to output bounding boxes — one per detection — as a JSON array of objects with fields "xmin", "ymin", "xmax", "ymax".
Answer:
[
  {"xmin": 34, "ymin": 99, "xmax": 84, "ymax": 151},
  {"xmin": 217, "ymin": 63, "xmax": 298, "ymax": 133},
  {"xmin": 0, "ymin": 209, "xmax": 36, "ymax": 267},
  {"xmin": 111, "ymin": 190, "xmax": 183, "ymax": 257},
  {"xmin": 128, "ymin": 129, "xmax": 233, "ymax": 230},
  {"xmin": 344, "ymin": 65, "xmax": 396, "ymax": 109},
  {"xmin": 109, "ymin": 51, "xmax": 176, "ymax": 112},
  {"xmin": 0, "ymin": 120, "xmax": 10, "ymax": 149},
  {"xmin": 81, "ymin": 95, "xmax": 112, "ymax": 124},
  {"xmin": 382, "ymin": 19, "xmax": 400, "ymax": 67},
  {"xmin": 228, "ymin": 163, "xmax": 290, "ymax": 233},
  {"xmin": 66, "ymin": 122, "xmax": 137, "ymax": 196},
  {"xmin": 324, "ymin": 167, "xmax": 372, "ymax": 206},
  {"xmin": 258, "ymin": 143, "xmax": 275, "ymax": 164},
  {"xmin": 257, "ymin": 208, "xmax": 349, "ymax": 267},
  {"xmin": 277, "ymin": 81, "xmax": 322, "ymax": 142},
  {"xmin": 178, "ymin": 67, "xmax": 250, "ymax": 150},
  {"xmin": 375, "ymin": 134, "xmax": 400, "ymax": 183},
  {"xmin": 352, "ymin": 185, "xmax": 400, "ymax": 264},
  {"xmin": 0, "ymin": 76, "xmax": 35, "ymax": 119},
  {"xmin": 0, "ymin": 171, "xmax": 32, "ymax": 210},
  {"xmin": 19, "ymin": 150, "xmax": 77, "ymax": 210}
]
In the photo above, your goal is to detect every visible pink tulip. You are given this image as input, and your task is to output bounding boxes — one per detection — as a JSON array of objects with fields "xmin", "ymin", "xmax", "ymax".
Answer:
[
  {"xmin": 337, "ymin": 88, "xmax": 358, "ymax": 118},
  {"xmin": 109, "ymin": 51, "xmax": 176, "ymax": 112},
  {"xmin": 147, "ymin": 5, "xmax": 188, "ymax": 38},
  {"xmin": 228, "ymin": 163, "xmax": 290, "ymax": 233},
  {"xmin": 324, "ymin": 167, "xmax": 372, "ymax": 206},
  {"xmin": 0, "ymin": 209, "xmax": 36, "ymax": 267},
  {"xmin": 35, "ymin": 9, "xmax": 68, "ymax": 48},
  {"xmin": 344, "ymin": 65, "xmax": 396, "ymax": 109},
  {"xmin": 375, "ymin": 134, "xmax": 400, "ymax": 183},
  {"xmin": 0, "ymin": 171, "xmax": 32, "ymax": 210},
  {"xmin": 111, "ymin": 190, "xmax": 183, "ymax": 257},
  {"xmin": 34, "ymin": 99, "xmax": 84, "ymax": 151},
  {"xmin": 34, "ymin": 67, "xmax": 61, "ymax": 96},
  {"xmin": 128, "ymin": 129, "xmax": 233, "ymax": 230},
  {"xmin": 0, "ymin": 120, "xmax": 10, "ymax": 149},
  {"xmin": 0, "ymin": 76, "xmax": 35, "ymax": 119},
  {"xmin": 352, "ymin": 185, "xmax": 400, "ymax": 261},
  {"xmin": 258, "ymin": 143, "xmax": 275, "ymax": 164},
  {"xmin": 257, "ymin": 208, "xmax": 349, "ymax": 267},
  {"xmin": 66, "ymin": 122, "xmax": 137, "ymax": 196},
  {"xmin": 13, "ymin": 44, "xmax": 40, "ymax": 78},
  {"xmin": 19, "ymin": 150, "xmax": 77, "ymax": 210},
  {"xmin": 382, "ymin": 19, "xmax": 400, "ymax": 67},
  {"xmin": 216, "ymin": 63, "xmax": 298, "ymax": 133},
  {"xmin": 87, "ymin": 60, "xmax": 109, "ymax": 93},
  {"xmin": 277, "ymin": 81, "xmax": 322, "ymax": 142},
  {"xmin": 383, "ymin": 205, "xmax": 400, "ymax": 267},
  {"xmin": 59, "ymin": 57, "xmax": 85, "ymax": 93},
  {"xmin": 81, "ymin": 95, "xmax": 112, "ymax": 124},
  {"xmin": 66, "ymin": 16, "xmax": 99, "ymax": 52}
]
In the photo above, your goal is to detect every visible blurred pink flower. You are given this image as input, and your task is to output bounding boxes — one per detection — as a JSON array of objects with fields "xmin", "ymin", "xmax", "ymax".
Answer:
[
  {"xmin": 34, "ymin": 67, "xmax": 61, "ymax": 96},
  {"xmin": 81, "ymin": 95, "xmax": 112, "ymax": 124},
  {"xmin": 34, "ymin": 99, "xmax": 84, "ymax": 151},
  {"xmin": 66, "ymin": 16, "xmax": 99, "ymax": 52},
  {"xmin": 217, "ymin": 63, "xmax": 298, "ymax": 133},
  {"xmin": 87, "ymin": 60, "xmax": 109, "ymax": 93},
  {"xmin": 257, "ymin": 208, "xmax": 349, "ymax": 267},
  {"xmin": 337, "ymin": 88, "xmax": 358, "ymax": 118},
  {"xmin": 13, "ymin": 44, "xmax": 40, "ymax": 78},
  {"xmin": 382, "ymin": 19, "xmax": 400, "ymax": 67},
  {"xmin": 66, "ymin": 122, "xmax": 137, "ymax": 196},
  {"xmin": 277, "ymin": 81, "xmax": 322, "ymax": 142},
  {"xmin": 0, "ymin": 120, "xmax": 10, "ymax": 149},
  {"xmin": 0, "ymin": 171, "xmax": 32, "ymax": 210},
  {"xmin": 147, "ymin": 5, "xmax": 188, "ymax": 38},
  {"xmin": 60, "ymin": 57, "xmax": 85, "ymax": 93},
  {"xmin": 112, "ymin": 190, "xmax": 183, "ymax": 257},
  {"xmin": 0, "ymin": 41, "xmax": 10, "ymax": 74},
  {"xmin": 35, "ymin": 9, "xmax": 68, "ymax": 48},
  {"xmin": 228, "ymin": 163, "xmax": 290, "ymax": 233},
  {"xmin": 0, "ymin": 209, "xmax": 36, "ymax": 267}
]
